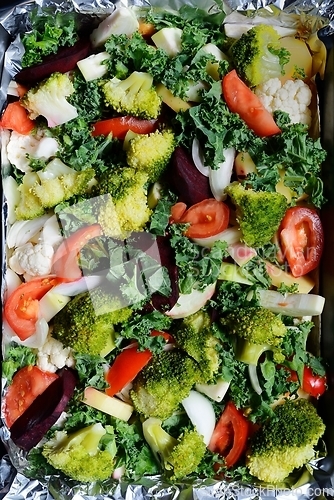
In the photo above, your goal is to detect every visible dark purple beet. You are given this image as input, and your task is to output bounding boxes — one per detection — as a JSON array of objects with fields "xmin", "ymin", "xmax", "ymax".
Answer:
[
  {"xmin": 170, "ymin": 146, "xmax": 212, "ymax": 205},
  {"xmin": 10, "ymin": 368, "xmax": 77, "ymax": 451},
  {"xmin": 15, "ymin": 39, "xmax": 91, "ymax": 85}
]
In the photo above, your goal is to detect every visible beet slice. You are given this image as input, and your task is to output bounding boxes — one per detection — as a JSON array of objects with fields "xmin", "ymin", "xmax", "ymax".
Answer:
[
  {"xmin": 10, "ymin": 368, "xmax": 77, "ymax": 451},
  {"xmin": 15, "ymin": 38, "xmax": 91, "ymax": 85},
  {"xmin": 170, "ymin": 146, "xmax": 212, "ymax": 205}
]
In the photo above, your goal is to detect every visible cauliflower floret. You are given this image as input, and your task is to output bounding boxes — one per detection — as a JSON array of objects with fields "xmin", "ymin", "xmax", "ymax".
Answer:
[
  {"xmin": 37, "ymin": 334, "xmax": 75, "ymax": 373},
  {"xmin": 255, "ymin": 78, "xmax": 312, "ymax": 126},
  {"xmin": 6, "ymin": 130, "xmax": 59, "ymax": 173},
  {"xmin": 8, "ymin": 242, "xmax": 54, "ymax": 277}
]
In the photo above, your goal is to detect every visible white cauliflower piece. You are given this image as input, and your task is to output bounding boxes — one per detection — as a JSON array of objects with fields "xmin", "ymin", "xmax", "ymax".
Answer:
[
  {"xmin": 36, "ymin": 334, "xmax": 75, "ymax": 373},
  {"xmin": 255, "ymin": 78, "xmax": 312, "ymax": 126},
  {"xmin": 6, "ymin": 130, "xmax": 59, "ymax": 173},
  {"xmin": 8, "ymin": 242, "xmax": 54, "ymax": 277}
]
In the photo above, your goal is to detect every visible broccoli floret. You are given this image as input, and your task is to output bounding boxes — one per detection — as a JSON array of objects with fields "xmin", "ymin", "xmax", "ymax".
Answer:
[
  {"xmin": 225, "ymin": 182, "xmax": 288, "ymax": 248},
  {"xmin": 246, "ymin": 398, "xmax": 325, "ymax": 484},
  {"xmin": 94, "ymin": 166, "xmax": 151, "ymax": 239},
  {"xmin": 15, "ymin": 172, "xmax": 46, "ymax": 220},
  {"xmin": 171, "ymin": 310, "xmax": 220, "ymax": 383},
  {"xmin": 130, "ymin": 349, "xmax": 202, "ymax": 420},
  {"xmin": 30, "ymin": 158, "xmax": 95, "ymax": 210},
  {"xmin": 221, "ymin": 306, "xmax": 287, "ymax": 364},
  {"xmin": 126, "ymin": 129, "xmax": 176, "ymax": 183},
  {"xmin": 42, "ymin": 423, "xmax": 115, "ymax": 482},
  {"xmin": 102, "ymin": 71, "xmax": 162, "ymax": 119},
  {"xmin": 21, "ymin": 72, "xmax": 78, "ymax": 127},
  {"xmin": 143, "ymin": 417, "xmax": 207, "ymax": 480},
  {"xmin": 52, "ymin": 287, "xmax": 133, "ymax": 355},
  {"xmin": 230, "ymin": 25, "xmax": 290, "ymax": 87}
]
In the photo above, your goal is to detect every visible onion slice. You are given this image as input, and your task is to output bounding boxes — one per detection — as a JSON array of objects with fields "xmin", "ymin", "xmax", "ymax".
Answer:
[
  {"xmin": 181, "ymin": 390, "xmax": 216, "ymax": 445},
  {"xmin": 208, "ymin": 147, "xmax": 235, "ymax": 201},
  {"xmin": 52, "ymin": 275, "xmax": 104, "ymax": 296},
  {"xmin": 6, "ymin": 214, "xmax": 51, "ymax": 249},
  {"xmin": 257, "ymin": 289, "xmax": 325, "ymax": 317},
  {"xmin": 191, "ymin": 226, "xmax": 241, "ymax": 248},
  {"xmin": 165, "ymin": 282, "xmax": 216, "ymax": 319},
  {"xmin": 192, "ymin": 138, "xmax": 209, "ymax": 177},
  {"xmin": 248, "ymin": 364, "xmax": 262, "ymax": 395}
]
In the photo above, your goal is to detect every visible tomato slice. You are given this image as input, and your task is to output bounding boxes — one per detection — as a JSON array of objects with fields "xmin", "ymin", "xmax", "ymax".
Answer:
[
  {"xmin": 4, "ymin": 366, "xmax": 59, "ymax": 428},
  {"xmin": 279, "ymin": 206, "xmax": 324, "ymax": 278},
  {"xmin": 52, "ymin": 224, "xmax": 102, "ymax": 281},
  {"xmin": 222, "ymin": 70, "xmax": 281, "ymax": 138},
  {"xmin": 0, "ymin": 101, "xmax": 35, "ymax": 134},
  {"xmin": 105, "ymin": 330, "xmax": 172, "ymax": 397},
  {"xmin": 177, "ymin": 198, "xmax": 229, "ymax": 239},
  {"xmin": 91, "ymin": 116, "xmax": 159, "ymax": 139},
  {"xmin": 287, "ymin": 366, "xmax": 327, "ymax": 398},
  {"xmin": 208, "ymin": 401, "xmax": 249, "ymax": 468},
  {"xmin": 170, "ymin": 202, "xmax": 187, "ymax": 223},
  {"xmin": 4, "ymin": 276, "xmax": 61, "ymax": 340}
]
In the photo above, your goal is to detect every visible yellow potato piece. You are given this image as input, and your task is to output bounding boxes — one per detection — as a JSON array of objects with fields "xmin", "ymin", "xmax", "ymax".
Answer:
[{"xmin": 279, "ymin": 36, "xmax": 313, "ymax": 82}]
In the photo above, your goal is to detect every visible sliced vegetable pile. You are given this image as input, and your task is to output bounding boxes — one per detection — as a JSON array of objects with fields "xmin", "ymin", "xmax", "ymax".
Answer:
[{"xmin": 1, "ymin": 3, "xmax": 329, "ymax": 487}]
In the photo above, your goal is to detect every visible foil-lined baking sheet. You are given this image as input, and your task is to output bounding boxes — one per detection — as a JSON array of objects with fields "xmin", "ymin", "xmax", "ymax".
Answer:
[{"xmin": 1, "ymin": 0, "xmax": 334, "ymax": 498}]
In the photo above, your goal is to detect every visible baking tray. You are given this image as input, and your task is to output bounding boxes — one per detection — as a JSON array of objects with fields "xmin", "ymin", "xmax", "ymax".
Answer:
[{"xmin": 1, "ymin": 1, "xmax": 334, "ymax": 498}]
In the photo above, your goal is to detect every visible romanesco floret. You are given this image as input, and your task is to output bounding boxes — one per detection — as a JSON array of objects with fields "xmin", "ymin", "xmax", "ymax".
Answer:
[
  {"xmin": 246, "ymin": 398, "xmax": 326, "ymax": 484},
  {"xmin": 255, "ymin": 78, "xmax": 312, "ymax": 126},
  {"xmin": 42, "ymin": 423, "xmax": 116, "ymax": 482},
  {"xmin": 143, "ymin": 417, "xmax": 207, "ymax": 480},
  {"xmin": 225, "ymin": 182, "xmax": 288, "ymax": 248},
  {"xmin": 21, "ymin": 72, "xmax": 78, "ymax": 127},
  {"xmin": 9, "ymin": 242, "xmax": 54, "ymax": 278},
  {"xmin": 171, "ymin": 310, "xmax": 220, "ymax": 383},
  {"xmin": 94, "ymin": 166, "xmax": 151, "ymax": 239},
  {"xmin": 230, "ymin": 25, "xmax": 290, "ymax": 87},
  {"xmin": 126, "ymin": 129, "xmax": 176, "ymax": 183},
  {"xmin": 130, "ymin": 349, "xmax": 202, "ymax": 420},
  {"xmin": 52, "ymin": 287, "xmax": 133, "ymax": 355},
  {"xmin": 6, "ymin": 130, "xmax": 59, "ymax": 173},
  {"xmin": 102, "ymin": 71, "xmax": 162, "ymax": 119}
]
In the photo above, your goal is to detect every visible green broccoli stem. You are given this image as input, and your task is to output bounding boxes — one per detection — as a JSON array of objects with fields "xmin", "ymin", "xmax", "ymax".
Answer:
[{"xmin": 235, "ymin": 338, "xmax": 270, "ymax": 365}]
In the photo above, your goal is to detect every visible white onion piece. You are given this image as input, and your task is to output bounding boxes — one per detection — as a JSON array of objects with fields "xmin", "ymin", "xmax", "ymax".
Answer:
[
  {"xmin": 165, "ymin": 282, "xmax": 216, "ymax": 319},
  {"xmin": 191, "ymin": 226, "xmax": 241, "ymax": 248},
  {"xmin": 112, "ymin": 465, "xmax": 126, "ymax": 480},
  {"xmin": 52, "ymin": 275, "xmax": 104, "ymax": 296},
  {"xmin": 7, "ymin": 214, "xmax": 51, "ymax": 249},
  {"xmin": 41, "ymin": 214, "xmax": 63, "ymax": 247},
  {"xmin": 257, "ymin": 289, "xmax": 325, "ymax": 317},
  {"xmin": 181, "ymin": 390, "xmax": 216, "ymax": 446},
  {"xmin": 196, "ymin": 379, "xmax": 230, "ymax": 402},
  {"xmin": 3, "ymin": 175, "xmax": 20, "ymax": 225},
  {"xmin": 5, "ymin": 317, "xmax": 49, "ymax": 349},
  {"xmin": 248, "ymin": 364, "xmax": 262, "ymax": 395},
  {"xmin": 191, "ymin": 138, "xmax": 209, "ymax": 177},
  {"xmin": 208, "ymin": 147, "xmax": 235, "ymax": 201},
  {"xmin": 4, "ymin": 268, "xmax": 22, "ymax": 298}
]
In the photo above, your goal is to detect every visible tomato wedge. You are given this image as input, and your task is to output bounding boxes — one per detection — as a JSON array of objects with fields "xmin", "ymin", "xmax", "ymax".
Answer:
[
  {"xmin": 170, "ymin": 202, "xmax": 187, "ymax": 223},
  {"xmin": 4, "ymin": 366, "xmax": 59, "ymax": 428},
  {"xmin": 91, "ymin": 116, "xmax": 159, "ymax": 139},
  {"xmin": 4, "ymin": 276, "xmax": 61, "ymax": 340},
  {"xmin": 176, "ymin": 198, "xmax": 229, "ymax": 239},
  {"xmin": 52, "ymin": 224, "xmax": 102, "ymax": 281},
  {"xmin": 105, "ymin": 331, "xmax": 172, "ymax": 397},
  {"xmin": 0, "ymin": 101, "xmax": 35, "ymax": 134},
  {"xmin": 287, "ymin": 366, "xmax": 327, "ymax": 398},
  {"xmin": 208, "ymin": 401, "xmax": 249, "ymax": 468},
  {"xmin": 222, "ymin": 70, "xmax": 281, "ymax": 138},
  {"xmin": 279, "ymin": 206, "xmax": 324, "ymax": 277}
]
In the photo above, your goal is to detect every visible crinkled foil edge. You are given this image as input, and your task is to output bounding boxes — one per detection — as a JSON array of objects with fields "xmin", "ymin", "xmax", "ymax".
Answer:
[{"xmin": 1, "ymin": 0, "xmax": 334, "ymax": 499}]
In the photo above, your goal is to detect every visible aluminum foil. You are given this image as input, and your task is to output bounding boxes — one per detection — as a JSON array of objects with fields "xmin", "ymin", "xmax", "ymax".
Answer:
[{"xmin": 1, "ymin": 0, "xmax": 334, "ymax": 498}]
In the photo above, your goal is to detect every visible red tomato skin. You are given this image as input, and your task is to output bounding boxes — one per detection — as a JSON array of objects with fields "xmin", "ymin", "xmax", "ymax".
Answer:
[
  {"xmin": 4, "ymin": 366, "xmax": 59, "ymax": 427},
  {"xmin": 91, "ymin": 116, "xmax": 159, "ymax": 139},
  {"xmin": 279, "ymin": 206, "xmax": 324, "ymax": 277},
  {"xmin": 208, "ymin": 401, "xmax": 249, "ymax": 468},
  {"xmin": 178, "ymin": 198, "xmax": 230, "ymax": 239},
  {"xmin": 170, "ymin": 202, "xmax": 187, "ymax": 223},
  {"xmin": 222, "ymin": 70, "xmax": 281, "ymax": 138},
  {"xmin": 0, "ymin": 101, "xmax": 35, "ymax": 134},
  {"xmin": 4, "ymin": 276, "xmax": 61, "ymax": 340},
  {"xmin": 302, "ymin": 366, "xmax": 327, "ymax": 398},
  {"xmin": 52, "ymin": 224, "xmax": 102, "ymax": 281}
]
